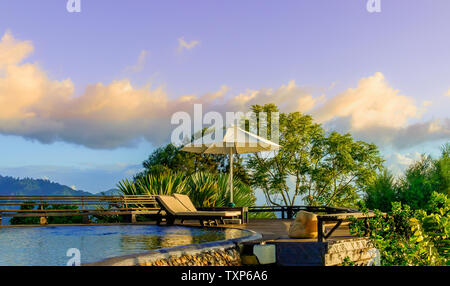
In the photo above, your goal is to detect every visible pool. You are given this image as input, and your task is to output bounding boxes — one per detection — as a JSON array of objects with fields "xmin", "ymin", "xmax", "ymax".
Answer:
[{"xmin": 0, "ymin": 225, "xmax": 253, "ymax": 266}]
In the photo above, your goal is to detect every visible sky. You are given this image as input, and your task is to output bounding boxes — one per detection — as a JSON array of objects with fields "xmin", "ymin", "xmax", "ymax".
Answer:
[{"xmin": 0, "ymin": 0, "xmax": 449, "ymax": 195}]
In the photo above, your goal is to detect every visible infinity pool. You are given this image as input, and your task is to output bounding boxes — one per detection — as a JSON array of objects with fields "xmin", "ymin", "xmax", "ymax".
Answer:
[{"xmin": 0, "ymin": 225, "xmax": 252, "ymax": 266}]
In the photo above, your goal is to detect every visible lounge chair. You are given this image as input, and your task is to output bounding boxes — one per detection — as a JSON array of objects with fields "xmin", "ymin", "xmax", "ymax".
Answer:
[{"xmin": 155, "ymin": 195, "xmax": 242, "ymax": 226}]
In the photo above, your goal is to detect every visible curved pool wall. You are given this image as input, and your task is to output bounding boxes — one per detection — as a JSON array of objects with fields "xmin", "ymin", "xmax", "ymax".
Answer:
[
  {"xmin": 0, "ymin": 224, "xmax": 260, "ymax": 266},
  {"xmin": 86, "ymin": 228, "xmax": 262, "ymax": 266}
]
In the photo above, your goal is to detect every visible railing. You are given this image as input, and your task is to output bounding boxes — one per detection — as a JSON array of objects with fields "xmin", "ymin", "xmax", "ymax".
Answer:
[
  {"xmin": 248, "ymin": 205, "xmax": 375, "ymax": 242},
  {"xmin": 248, "ymin": 205, "xmax": 358, "ymax": 219},
  {"xmin": 1, "ymin": 196, "xmax": 373, "ymax": 241},
  {"xmin": 0, "ymin": 195, "xmax": 160, "ymax": 225}
]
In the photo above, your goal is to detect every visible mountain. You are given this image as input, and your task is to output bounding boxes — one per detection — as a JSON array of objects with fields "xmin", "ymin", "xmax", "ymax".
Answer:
[
  {"xmin": 95, "ymin": 189, "xmax": 120, "ymax": 196},
  {"xmin": 0, "ymin": 175, "xmax": 93, "ymax": 196}
]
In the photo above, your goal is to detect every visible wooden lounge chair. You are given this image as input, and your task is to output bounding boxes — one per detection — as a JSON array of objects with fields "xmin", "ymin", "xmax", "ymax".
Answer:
[{"xmin": 155, "ymin": 195, "xmax": 242, "ymax": 226}]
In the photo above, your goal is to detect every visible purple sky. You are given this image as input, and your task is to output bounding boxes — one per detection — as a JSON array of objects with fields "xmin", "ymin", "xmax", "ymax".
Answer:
[{"xmin": 0, "ymin": 0, "xmax": 448, "ymax": 197}]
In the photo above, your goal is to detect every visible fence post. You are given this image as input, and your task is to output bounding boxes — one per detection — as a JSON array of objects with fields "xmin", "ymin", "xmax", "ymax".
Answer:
[{"xmin": 317, "ymin": 218, "xmax": 324, "ymax": 242}]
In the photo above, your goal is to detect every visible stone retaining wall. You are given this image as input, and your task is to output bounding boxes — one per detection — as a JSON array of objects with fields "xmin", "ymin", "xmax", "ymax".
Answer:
[
  {"xmin": 86, "ymin": 231, "xmax": 261, "ymax": 266},
  {"xmin": 141, "ymin": 247, "xmax": 241, "ymax": 266},
  {"xmin": 325, "ymin": 238, "xmax": 379, "ymax": 266}
]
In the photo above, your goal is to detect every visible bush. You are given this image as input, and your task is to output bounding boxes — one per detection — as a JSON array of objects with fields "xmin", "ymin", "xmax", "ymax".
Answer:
[
  {"xmin": 364, "ymin": 144, "xmax": 449, "ymax": 211},
  {"xmin": 350, "ymin": 192, "xmax": 449, "ymax": 266},
  {"xmin": 10, "ymin": 202, "xmax": 82, "ymax": 225}
]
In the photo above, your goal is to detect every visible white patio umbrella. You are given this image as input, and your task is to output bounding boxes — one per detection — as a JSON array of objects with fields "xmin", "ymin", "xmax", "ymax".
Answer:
[{"xmin": 181, "ymin": 125, "xmax": 281, "ymax": 206}]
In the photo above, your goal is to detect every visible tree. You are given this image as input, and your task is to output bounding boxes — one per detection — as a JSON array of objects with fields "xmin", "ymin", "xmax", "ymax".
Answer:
[
  {"xmin": 247, "ymin": 104, "xmax": 383, "ymax": 207},
  {"xmin": 364, "ymin": 142, "xmax": 449, "ymax": 212},
  {"xmin": 140, "ymin": 143, "xmax": 250, "ymax": 185},
  {"xmin": 397, "ymin": 151, "xmax": 447, "ymax": 210},
  {"xmin": 364, "ymin": 169, "xmax": 399, "ymax": 212}
]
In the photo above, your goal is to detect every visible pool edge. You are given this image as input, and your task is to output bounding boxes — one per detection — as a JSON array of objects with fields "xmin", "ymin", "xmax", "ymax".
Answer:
[{"xmin": 84, "ymin": 227, "xmax": 262, "ymax": 266}]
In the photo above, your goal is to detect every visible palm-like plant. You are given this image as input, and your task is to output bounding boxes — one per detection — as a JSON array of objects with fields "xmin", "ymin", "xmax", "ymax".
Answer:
[
  {"xmin": 118, "ymin": 171, "xmax": 187, "ymax": 196},
  {"xmin": 186, "ymin": 172, "xmax": 220, "ymax": 207},
  {"xmin": 117, "ymin": 171, "xmax": 256, "ymax": 208}
]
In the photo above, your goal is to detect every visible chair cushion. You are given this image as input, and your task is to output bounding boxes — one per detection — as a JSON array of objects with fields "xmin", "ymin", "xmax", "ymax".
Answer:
[
  {"xmin": 156, "ymin": 195, "xmax": 190, "ymax": 214},
  {"xmin": 176, "ymin": 211, "xmax": 241, "ymax": 217},
  {"xmin": 173, "ymin": 194, "xmax": 197, "ymax": 212}
]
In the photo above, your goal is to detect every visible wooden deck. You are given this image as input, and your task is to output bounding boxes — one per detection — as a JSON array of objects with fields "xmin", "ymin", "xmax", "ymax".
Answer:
[
  {"xmin": 184, "ymin": 218, "xmax": 354, "ymax": 242},
  {"xmin": 184, "ymin": 218, "xmax": 375, "ymax": 266}
]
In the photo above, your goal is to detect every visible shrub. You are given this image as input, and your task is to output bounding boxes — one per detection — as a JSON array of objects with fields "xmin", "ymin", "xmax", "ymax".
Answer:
[{"xmin": 350, "ymin": 192, "xmax": 449, "ymax": 266}]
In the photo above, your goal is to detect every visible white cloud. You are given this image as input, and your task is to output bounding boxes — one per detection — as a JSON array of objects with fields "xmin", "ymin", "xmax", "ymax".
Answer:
[
  {"xmin": 178, "ymin": 37, "xmax": 200, "ymax": 51},
  {"xmin": 313, "ymin": 72, "xmax": 420, "ymax": 130},
  {"xmin": 0, "ymin": 31, "xmax": 448, "ymax": 150},
  {"xmin": 445, "ymin": 89, "xmax": 450, "ymax": 97},
  {"xmin": 125, "ymin": 50, "xmax": 148, "ymax": 73},
  {"xmin": 228, "ymin": 80, "xmax": 320, "ymax": 113},
  {"xmin": 385, "ymin": 152, "xmax": 422, "ymax": 176},
  {"xmin": 313, "ymin": 73, "xmax": 449, "ymax": 149}
]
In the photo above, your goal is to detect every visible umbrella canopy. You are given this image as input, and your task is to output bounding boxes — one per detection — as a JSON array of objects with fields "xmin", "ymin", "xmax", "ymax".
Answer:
[{"xmin": 181, "ymin": 125, "xmax": 281, "ymax": 206}]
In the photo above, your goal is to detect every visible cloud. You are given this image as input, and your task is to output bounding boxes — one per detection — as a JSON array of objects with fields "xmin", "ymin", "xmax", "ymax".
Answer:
[
  {"xmin": 228, "ymin": 80, "xmax": 320, "ymax": 113},
  {"xmin": 385, "ymin": 152, "xmax": 422, "ymax": 176},
  {"xmin": 0, "ymin": 30, "xmax": 33, "ymax": 69},
  {"xmin": 0, "ymin": 31, "xmax": 448, "ymax": 150},
  {"xmin": 178, "ymin": 37, "xmax": 200, "ymax": 51},
  {"xmin": 313, "ymin": 72, "xmax": 420, "ymax": 130},
  {"xmin": 445, "ymin": 89, "xmax": 450, "ymax": 97},
  {"xmin": 0, "ymin": 31, "xmax": 227, "ymax": 148},
  {"xmin": 312, "ymin": 73, "xmax": 449, "ymax": 149},
  {"xmin": 125, "ymin": 50, "xmax": 148, "ymax": 73}
]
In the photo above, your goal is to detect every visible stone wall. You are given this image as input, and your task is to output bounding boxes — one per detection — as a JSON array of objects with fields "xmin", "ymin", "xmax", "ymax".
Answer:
[
  {"xmin": 86, "ymin": 232, "xmax": 262, "ymax": 266},
  {"xmin": 324, "ymin": 238, "xmax": 379, "ymax": 266},
  {"xmin": 140, "ymin": 248, "xmax": 241, "ymax": 266}
]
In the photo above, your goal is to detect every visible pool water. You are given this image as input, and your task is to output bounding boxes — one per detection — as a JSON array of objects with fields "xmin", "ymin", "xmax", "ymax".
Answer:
[{"xmin": 0, "ymin": 225, "xmax": 251, "ymax": 266}]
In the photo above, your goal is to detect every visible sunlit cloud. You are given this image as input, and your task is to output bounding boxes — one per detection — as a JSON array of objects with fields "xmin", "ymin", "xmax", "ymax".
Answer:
[
  {"xmin": 0, "ymin": 31, "xmax": 448, "ymax": 151},
  {"xmin": 312, "ymin": 73, "xmax": 449, "ymax": 149},
  {"xmin": 125, "ymin": 50, "xmax": 148, "ymax": 73},
  {"xmin": 177, "ymin": 37, "xmax": 200, "ymax": 51},
  {"xmin": 313, "ymin": 72, "xmax": 420, "ymax": 130},
  {"xmin": 385, "ymin": 152, "xmax": 422, "ymax": 176}
]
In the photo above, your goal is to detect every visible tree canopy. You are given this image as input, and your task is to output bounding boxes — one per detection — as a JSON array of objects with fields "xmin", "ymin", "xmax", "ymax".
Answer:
[{"xmin": 247, "ymin": 104, "xmax": 384, "ymax": 208}]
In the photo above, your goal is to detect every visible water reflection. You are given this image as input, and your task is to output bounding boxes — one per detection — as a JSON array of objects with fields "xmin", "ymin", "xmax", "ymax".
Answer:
[{"xmin": 0, "ymin": 225, "xmax": 251, "ymax": 266}]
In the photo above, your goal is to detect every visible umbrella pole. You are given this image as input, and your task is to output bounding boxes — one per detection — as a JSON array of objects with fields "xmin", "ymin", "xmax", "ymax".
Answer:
[{"xmin": 229, "ymin": 149, "xmax": 234, "ymax": 206}]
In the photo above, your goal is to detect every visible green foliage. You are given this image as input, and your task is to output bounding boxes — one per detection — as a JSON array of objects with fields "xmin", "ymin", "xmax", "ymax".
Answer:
[
  {"xmin": 117, "ymin": 171, "xmax": 256, "ymax": 208},
  {"xmin": 10, "ymin": 202, "xmax": 82, "ymax": 225},
  {"xmin": 10, "ymin": 201, "xmax": 40, "ymax": 225},
  {"xmin": 397, "ymin": 156, "xmax": 441, "ymax": 210},
  {"xmin": 341, "ymin": 257, "xmax": 356, "ymax": 266},
  {"xmin": 119, "ymin": 170, "xmax": 187, "ymax": 197},
  {"xmin": 141, "ymin": 143, "xmax": 250, "ymax": 185},
  {"xmin": 364, "ymin": 169, "xmax": 398, "ymax": 212},
  {"xmin": 350, "ymin": 192, "xmax": 449, "ymax": 266},
  {"xmin": 364, "ymin": 144, "xmax": 449, "ymax": 211},
  {"xmin": 247, "ymin": 104, "xmax": 383, "ymax": 208}
]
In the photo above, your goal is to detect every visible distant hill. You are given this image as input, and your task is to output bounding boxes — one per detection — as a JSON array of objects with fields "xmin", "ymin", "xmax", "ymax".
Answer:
[
  {"xmin": 95, "ymin": 189, "xmax": 120, "ymax": 196},
  {"xmin": 0, "ymin": 175, "xmax": 110, "ymax": 196}
]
